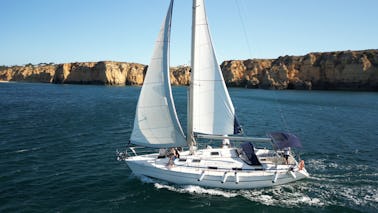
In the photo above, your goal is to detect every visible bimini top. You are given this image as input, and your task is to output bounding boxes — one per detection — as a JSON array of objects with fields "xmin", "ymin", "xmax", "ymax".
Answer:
[{"xmin": 269, "ymin": 132, "xmax": 302, "ymax": 149}]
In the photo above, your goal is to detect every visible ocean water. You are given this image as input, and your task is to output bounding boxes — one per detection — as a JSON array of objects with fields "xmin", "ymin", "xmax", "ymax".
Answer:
[{"xmin": 0, "ymin": 82, "xmax": 377, "ymax": 212}]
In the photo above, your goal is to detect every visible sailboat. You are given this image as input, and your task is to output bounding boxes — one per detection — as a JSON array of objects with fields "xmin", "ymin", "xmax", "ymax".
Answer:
[{"xmin": 118, "ymin": 0, "xmax": 309, "ymax": 189}]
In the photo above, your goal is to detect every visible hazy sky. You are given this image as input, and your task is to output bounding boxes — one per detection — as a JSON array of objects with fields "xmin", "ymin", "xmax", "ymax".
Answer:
[{"xmin": 1, "ymin": 0, "xmax": 377, "ymax": 66}]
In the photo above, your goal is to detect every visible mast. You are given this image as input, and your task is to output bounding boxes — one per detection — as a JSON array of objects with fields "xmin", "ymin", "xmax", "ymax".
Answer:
[{"xmin": 187, "ymin": 0, "xmax": 196, "ymax": 148}]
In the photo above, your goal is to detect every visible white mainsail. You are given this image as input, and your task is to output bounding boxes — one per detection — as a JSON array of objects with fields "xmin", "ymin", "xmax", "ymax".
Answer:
[
  {"xmin": 191, "ymin": 0, "xmax": 237, "ymax": 136},
  {"xmin": 130, "ymin": 0, "xmax": 186, "ymax": 148}
]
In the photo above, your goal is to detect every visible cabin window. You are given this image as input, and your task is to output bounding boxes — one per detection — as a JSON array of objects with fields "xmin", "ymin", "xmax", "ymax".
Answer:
[
  {"xmin": 210, "ymin": 152, "xmax": 219, "ymax": 156},
  {"xmin": 192, "ymin": 159, "xmax": 201, "ymax": 163},
  {"xmin": 208, "ymin": 166, "xmax": 218, "ymax": 170},
  {"xmin": 179, "ymin": 158, "xmax": 187, "ymax": 162}
]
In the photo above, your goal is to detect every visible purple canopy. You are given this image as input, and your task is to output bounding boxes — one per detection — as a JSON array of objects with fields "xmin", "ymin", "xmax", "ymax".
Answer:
[{"xmin": 269, "ymin": 132, "xmax": 302, "ymax": 149}]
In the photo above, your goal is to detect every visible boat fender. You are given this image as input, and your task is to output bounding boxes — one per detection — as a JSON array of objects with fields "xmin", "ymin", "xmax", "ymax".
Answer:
[
  {"xmin": 298, "ymin": 160, "xmax": 305, "ymax": 170},
  {"xmin": 221, "ymin": 172, "xmax": 228, "ymax": 183},
  {"xmin": 198, "ymin": 171, "xmax": 206, "ymax": 181},
  {"xmin": 235, "ymin": 172, "xmax": 239, "ymax": 184},
  {"xmin": 116, "ymin": 150, "xmax": 127, "ymax": 161},
  {"xmin": 272, "ymin": 172, "xmax": 278, "ymax": 183}
]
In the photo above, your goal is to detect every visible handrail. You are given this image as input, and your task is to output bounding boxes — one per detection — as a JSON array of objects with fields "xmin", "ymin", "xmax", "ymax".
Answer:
[{"xmin": 196, "ymin": 134, "xmax": 272, "ymax": 143}]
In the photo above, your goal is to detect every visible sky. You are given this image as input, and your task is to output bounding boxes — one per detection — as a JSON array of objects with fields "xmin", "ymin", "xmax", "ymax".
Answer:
[{"xmin": 1, "ymin": 0, "xmax": 377, "ymax": 66}]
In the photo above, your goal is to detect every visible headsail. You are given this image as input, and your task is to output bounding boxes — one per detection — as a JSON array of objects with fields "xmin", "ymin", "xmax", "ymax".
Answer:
[
  {"xmin": 130, "ymin": 0, "xmax": 186, "ymax": 148},
  {"xmin": 191, "ymin": 0, "xmax": 240, "ymax": 136}
]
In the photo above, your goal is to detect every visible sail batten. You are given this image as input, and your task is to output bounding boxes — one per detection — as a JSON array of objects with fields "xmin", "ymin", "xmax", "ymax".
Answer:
[{"xmin": 130, "ymin": 0, "xmax": 186, "ymax": 148}]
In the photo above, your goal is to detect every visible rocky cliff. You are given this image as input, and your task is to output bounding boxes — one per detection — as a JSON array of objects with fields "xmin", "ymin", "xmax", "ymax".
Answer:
[
  {"xmin": 1, "ymin": 49, "xmax": 377, "ymax": 90},
  {"xmin": 221, "ymin": 49, "xmax": 378, "ymax": 90},
  {"xmin": 0, "ymin": 61, "xmax": 189, "ymax": 86},
  {"xmin": 0, "ymin": 61, "xmax": 147, "ymax": 85}
]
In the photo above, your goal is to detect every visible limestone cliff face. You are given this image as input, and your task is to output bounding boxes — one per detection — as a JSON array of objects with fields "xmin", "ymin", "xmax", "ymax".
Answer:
[
  {"xmin": 170, "ymin": 66, "xmax": 190, "ymax": 85},
  {"xmin": 220, "ymin": 49, "xmax": 378, "ymax": 90},
  {"xmin": 1, "ymin": 49, "xmax": 377, "ymax": 90},
  {"xmin": 0, "ymin": 64, "xmax": 57, "ymax": 83},
  {"xmin": 0, "ymin": 61, "xmax": 188, "ymax": 86},
  {"xmin": 53, "ymin": 61, "xmax": 146, "ymax": 85},
  {"xmin": 0, "ymin": 61, "xmax": 146, "ymax": 85}
]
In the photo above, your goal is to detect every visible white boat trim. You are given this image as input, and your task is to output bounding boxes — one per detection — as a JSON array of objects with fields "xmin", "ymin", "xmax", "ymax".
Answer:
[
  {"xmin": 125, "ymin": 147, "xmax": 310, "ymax": 189},
  {"xmin": 196, "ymin": 134, "xmax": 272, "ymax": 143}
]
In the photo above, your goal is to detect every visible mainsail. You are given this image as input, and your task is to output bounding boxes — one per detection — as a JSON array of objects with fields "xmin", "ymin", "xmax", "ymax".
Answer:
[
  {"xmin": 191, "ymin": 0, "xmax": 239, "ymax": 136},
  {"xmin": 130, "ymin": 0, "xmax": 186, "ymax": 148}
]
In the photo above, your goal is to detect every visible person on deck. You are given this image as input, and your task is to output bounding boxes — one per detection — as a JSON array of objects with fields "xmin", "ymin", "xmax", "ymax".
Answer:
[
  {"xmin": 283, "ymin": 147, "xmax": 291, "ymax": 164},
  {"xmin": 167, "ymin": 147, "xmax": 179, "ymax": 167}
]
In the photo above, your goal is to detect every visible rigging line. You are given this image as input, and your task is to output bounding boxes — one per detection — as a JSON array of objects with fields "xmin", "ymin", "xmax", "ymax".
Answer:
[
  {"xmin": 234, "ymin": 0, "xmax": 253, "ymax": 58},
  {"xmin": 272, "ymin": 90, "xmax": 290, "ymax": 132}
]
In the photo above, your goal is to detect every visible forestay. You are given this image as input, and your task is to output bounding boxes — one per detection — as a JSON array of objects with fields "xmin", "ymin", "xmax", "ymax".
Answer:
[
  {"xmin": 191, "ymin": 0, "xmax": 238, "ymax": 135},
  {"xmin": 130, "ymin": 0, "xmax": 186, "ymax": 148}
]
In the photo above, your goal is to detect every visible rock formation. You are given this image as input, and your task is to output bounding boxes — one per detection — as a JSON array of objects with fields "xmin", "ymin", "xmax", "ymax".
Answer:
[
  {"xmin": 0, "ymin": 63, "xmax": 57, "ymax": 83},
  {"xmin": 170, "ymin": 65, "xmax": 190, "ymax": 86},
  {"xmin": 0, "ymin": 61, "xmax": 146, "ymax": 85},
  {"xmin": 220, "ymin": 49, "xmax": 378, "ymax": 90},
  {"xmin": 0, "ymin": 49, "xmax": 377, "ymax": 90}
]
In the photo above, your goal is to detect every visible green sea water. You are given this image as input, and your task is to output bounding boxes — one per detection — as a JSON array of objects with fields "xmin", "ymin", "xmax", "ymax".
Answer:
[{"xmin": 0, "ymin": 82, "xmax": 377, "ymax": 212}]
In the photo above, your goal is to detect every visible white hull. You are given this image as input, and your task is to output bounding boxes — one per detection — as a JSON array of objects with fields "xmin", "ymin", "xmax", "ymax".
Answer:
[{"xmin": 125, "ymin": 147, "xmax": 309, "ymax": 189}]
